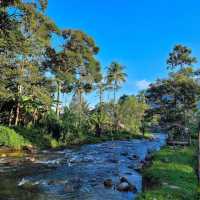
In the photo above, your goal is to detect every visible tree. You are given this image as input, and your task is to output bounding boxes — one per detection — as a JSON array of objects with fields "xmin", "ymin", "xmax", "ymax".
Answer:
[
  {"xmin": 167, "ymin": 44, "xmax": 197, "ymax": 70},
  {"xmin": 106, "ymin": 62, "xmax": 127, "ymax": 129},
  {"xmin": 0, "ymin": 0, "xmax": 58, "ymax": 125},
  {"xmin": 118, "ymin": 95, "xmax": 148, "ymax": 134},
  {"xmin": 62, "ymin": 29, "xmax": 102, "ymax": 117},
  {"xmin": 146, "ymin": 72, "xmax": 200, "ymax": 141}
]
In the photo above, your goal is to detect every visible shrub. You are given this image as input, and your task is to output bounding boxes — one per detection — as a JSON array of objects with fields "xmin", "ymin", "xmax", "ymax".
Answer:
[{"xmin": 0, "ymin": 125, "xmax": 29, "ymax": 149}]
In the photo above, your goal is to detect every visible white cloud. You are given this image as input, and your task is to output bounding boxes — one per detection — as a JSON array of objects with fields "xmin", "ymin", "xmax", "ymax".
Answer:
[{"xmin": 135, "ymin": 80, "xmax": 150, "ymax": 90}]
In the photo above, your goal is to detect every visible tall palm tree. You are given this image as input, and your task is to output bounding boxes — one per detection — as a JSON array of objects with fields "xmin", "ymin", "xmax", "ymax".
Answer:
[{"xmin": 106, "ymin": 62, "xmax": 127, "ymax": 130}]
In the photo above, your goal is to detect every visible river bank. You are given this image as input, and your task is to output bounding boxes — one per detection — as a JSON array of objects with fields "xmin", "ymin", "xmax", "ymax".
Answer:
[
  {"xmin": 137, "ymin": 143, "xmax": 200, "ymax": 200},
  {"xmin": 0, "ymin": 133, "xmax": 166, "ymax": 200},
  {"xmin": 0, "ymin": 125, "xmax": 154, "ymax": 158}
]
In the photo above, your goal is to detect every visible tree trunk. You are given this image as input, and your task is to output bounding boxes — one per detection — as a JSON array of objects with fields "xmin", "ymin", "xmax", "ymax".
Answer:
[
  {"xmin": 15, "ymin": 62, "xmax": 24, "ymax": 126},
  {"xmin": 9, "ymin": 107, "xmax": 13, "ymax": 127},
  {"xmin": 15, "ymin": 84, "xmax": 22, "ymax": 126},
  {"xmin": 113, "ymin": 82, "xmax": 117, "ymax": 131},
  {"xmin": 15, "ymin": 101, "xmax": 20, "ymax": 126},
  {"xmin": 32, "ymin": 108, "xmax": 37, "ymax": 125},
  {"xmin": 98, "ymin": 84, "xmax": 103, "ymax": 136},
  {"xmin": 56, "ymin": 81, "xmax": 60, "ymax": 117},
  {"xmin": 79, "ymin": 90, "xmax": 83, "ymax": 127}
]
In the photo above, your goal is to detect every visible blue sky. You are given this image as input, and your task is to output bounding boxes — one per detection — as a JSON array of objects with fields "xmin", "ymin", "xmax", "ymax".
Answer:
[{"xmin": 47, "ymin": 0, "xmax": 200, "ymax": 105}]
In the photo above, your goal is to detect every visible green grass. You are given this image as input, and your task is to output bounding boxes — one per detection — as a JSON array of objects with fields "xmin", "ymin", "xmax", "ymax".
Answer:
[
  {"xmin": 137, "ymin": 144, "xmax": 200, "ymax": 200},
  {"xmin": 66, "ymin": 131, "xmax": 153, "ymax": 146},
  {"xmin": 0, "ymin": 124, "xmax": 153, "ymax": 150},
  {"xmin": 0, "ymin": 125, "xmax": 30, "ymax": 150}
]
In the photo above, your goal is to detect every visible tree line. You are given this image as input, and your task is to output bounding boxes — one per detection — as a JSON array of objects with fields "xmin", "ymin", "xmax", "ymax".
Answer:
[
  {"xmin": 0, "ymin": 0, "xmax": 148, "ymax": 148},
  {"xmin": 1, "ymin": 0, "xmax": 199, "ymax": 149}
]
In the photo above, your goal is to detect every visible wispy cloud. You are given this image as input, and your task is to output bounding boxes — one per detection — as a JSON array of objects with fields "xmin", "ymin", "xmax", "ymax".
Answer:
[{"xmin": 135, "ymin": 80, "xmax": 150, "ymax": 90}]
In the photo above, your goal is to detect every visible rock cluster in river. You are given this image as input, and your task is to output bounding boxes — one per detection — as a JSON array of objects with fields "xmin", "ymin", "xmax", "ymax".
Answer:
[{"xmin": 104, "ymin": 177, "xmax": 137, "ymax": 193}]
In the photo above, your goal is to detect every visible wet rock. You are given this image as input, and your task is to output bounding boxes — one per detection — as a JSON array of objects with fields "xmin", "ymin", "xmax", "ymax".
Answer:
[
  {"xmin": 64, "ymin": 183, "xmax": 74, "ymax": 193},
  {"xmin": 117, "ymin": 182, "xmax": 130, "ymax": 191},
  {"xmin": 127, "ymin": 165, "xmax": 135, "ymax": 170},
  {"xmin": 71, "ymin": 177, "xmax": 82, "ymax": 190},
  {"xmin": 48, "ymin": 179, "xmax": 66, "ymax": 185},
  {"xmin": 107, "ymin": 158, "xmax": 118, "ymax": 163},
  {"xmin": 7, "ymin": 159, "xmax": 19, "ymax": 166},
  {"xmin": 117, "ymin": 182, "xmax": 137, "ymax": 192},
  {"xmin": 120, "ymin": 177, "xmax": 128, "ymax": 183},
  {"xmin": 134, "ymin": 163, "xmax": 143, "ymax": 172},
  {"xmin": 23, "ymin": 145, "xmax": 37, "ymax": 154},
  {"xmin": 25, "ymin": 157, "xmax": 36, "ymax": 162},
  {"xmin": 132, "ymin": 154, "xmax": 139, "ymax": 159},
  {"xmin": 149, "ymin": 136, "xmax": 156, "ymax": 141},
  {"xmin": 128, "ymin": 154, "xmax": 139, "ymax": 160},
  {"xmin": 18, "ymin": 179, "xmax": 40, "ymax": 192},
  {"xmin": 104, "ymin": 179, "xmax": 113, "ymax": 188},
  {"xmin": 121, "ymin": 152, "xmax": 128, "ymax": 156},
  {"xmin": 117, "ymin": 177, "xmax": 137, "ymax": 192},
  {"xmin": 64, "ymin": 179, "xmax": 82, "ymax": 192},
  {"xmin": 91, "ymin": 178, "xmax": 97, "ymax": 182}
]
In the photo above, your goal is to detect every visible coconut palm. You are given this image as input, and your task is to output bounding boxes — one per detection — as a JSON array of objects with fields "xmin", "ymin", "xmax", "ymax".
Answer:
[{"xmin": 106, "ymin": 62, "xmax": 127, "ymax": 129}]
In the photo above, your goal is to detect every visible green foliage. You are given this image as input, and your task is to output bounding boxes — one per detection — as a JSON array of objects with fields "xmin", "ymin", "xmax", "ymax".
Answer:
[
  {"xmin": 137, "ymin": 145, "xmax": 198, "ymax": 200},
  {"xmin": 15, "ymin": 126, "xmax": 59, "ymax": 149},
  {"xmin": 167, "ymin": 44, "xmax": 197, "ymax": 70},
  {"xmin": 118, "ymin": 95, "xmax": 148, "ymax": 134},
  {"xmin": 0, "ymin": 125, "xmax": 29, "ymax": 149},
  {"xmin": 146, "ymin": 65, "xmax": 200, "ymax": 140}
]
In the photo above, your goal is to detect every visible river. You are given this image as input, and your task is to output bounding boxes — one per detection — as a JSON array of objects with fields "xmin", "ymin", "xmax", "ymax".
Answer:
[{"xmin": 0, "ymin": 133, "xmax": 166, "ymax": 200}]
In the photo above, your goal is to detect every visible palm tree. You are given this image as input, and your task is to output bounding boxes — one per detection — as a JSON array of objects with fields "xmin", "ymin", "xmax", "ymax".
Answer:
[{"xmin": 106, "ymin": 62, "xmax": 127, "ymax": 130}]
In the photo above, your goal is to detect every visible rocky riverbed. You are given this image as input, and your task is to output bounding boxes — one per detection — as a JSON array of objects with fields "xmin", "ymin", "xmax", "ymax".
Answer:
[{"xmin": 0, "ymin": 133, "xmax": 166, "ymax": 200}]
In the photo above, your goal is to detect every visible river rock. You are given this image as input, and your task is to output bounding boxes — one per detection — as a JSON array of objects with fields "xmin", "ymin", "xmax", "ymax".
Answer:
[
  {"xmin": 104, "ymin": 179, "xmax": 113, "ymax": 188},
  {"xmin": 117, "ymin": 182, "xmax": 137, "ymax": 192},
  {"xmin": 23, "ymin": 145, "xmax": 37, "ymax": 154},
  {"xmin": 71, "ymin": 177, "xmax": 82, "ymax": 189},
  {"xmin": 121, "ymin": 152, "xmax": 128, "ymax": 156},
  {"xmin": 128, "ymin": 154, "xmax": 139, "ymax": 160},
  {"xmin": 116, "ymin": 177, "xmax": 137, "ymax": 192},
  {"xmin": 18, "ymin": 179, "xmax": 40, "ymax": 192},
  {"xmin": 145, "ymin": 156, "xmax": 152, "ymax": 162},
  {"xmin": 107, "ymin": 158, "xmax": 118, "ymax": 163},
  {"xmin": 64, "ymin": 183, "xmax": 74, "ymax": 192},
  {"xmin": 134, "ymin": 163, "xmax": 143, "ymax": 172},
  {"xmin": 48, "ymin": 179, "xmax": 66, "ymax": 185},
  {"xmin": 64, "ymin": 179, "xmax": 82, "ymax": 192},
  {"xmin": 25, "ymin": 157, "xmax": 36, "ymax": 162},
  {"xmin": 117, "ymin": 182, "xmax": 130, "ymax": 191}
]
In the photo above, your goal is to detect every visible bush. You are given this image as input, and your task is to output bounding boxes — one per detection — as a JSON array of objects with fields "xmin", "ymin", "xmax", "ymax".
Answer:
[
  {"xmin": 15, "ymin": 126, "xmax": 58, "ymax": 149},
  {"xmin": 41, "ymin": 111, "xmax": 62, "ymax": 140},
  {"xmin": 0, "ymin": 125, "xmax": 29, "ymax": 149}
]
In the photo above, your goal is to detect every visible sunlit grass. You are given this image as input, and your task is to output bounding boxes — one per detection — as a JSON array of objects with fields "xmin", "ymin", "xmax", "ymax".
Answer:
[{"xmin": 137, "ymin": 144, "xmax": 199, "ymax": 200}]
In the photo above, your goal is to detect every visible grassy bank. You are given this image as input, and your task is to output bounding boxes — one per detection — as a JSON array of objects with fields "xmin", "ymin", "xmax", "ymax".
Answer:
[
  {"xmin": 0, "ymin": 125, "xmax": 153, "ymax": 153},
  {"xmin": 137, "ymin": 144, "xmax": 200, "ymax": 200}
]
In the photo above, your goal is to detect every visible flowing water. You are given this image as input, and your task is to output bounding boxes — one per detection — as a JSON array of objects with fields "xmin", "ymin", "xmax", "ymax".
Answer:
[{"xmin": 0, "ymin": 133, "xmax": 166, "ymax": 200}]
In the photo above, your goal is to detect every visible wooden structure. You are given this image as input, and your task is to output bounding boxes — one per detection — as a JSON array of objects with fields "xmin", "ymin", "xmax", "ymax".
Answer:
[{"xmin": 166, "ymin": 123, "xmax": 190, "ymax": 146}]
